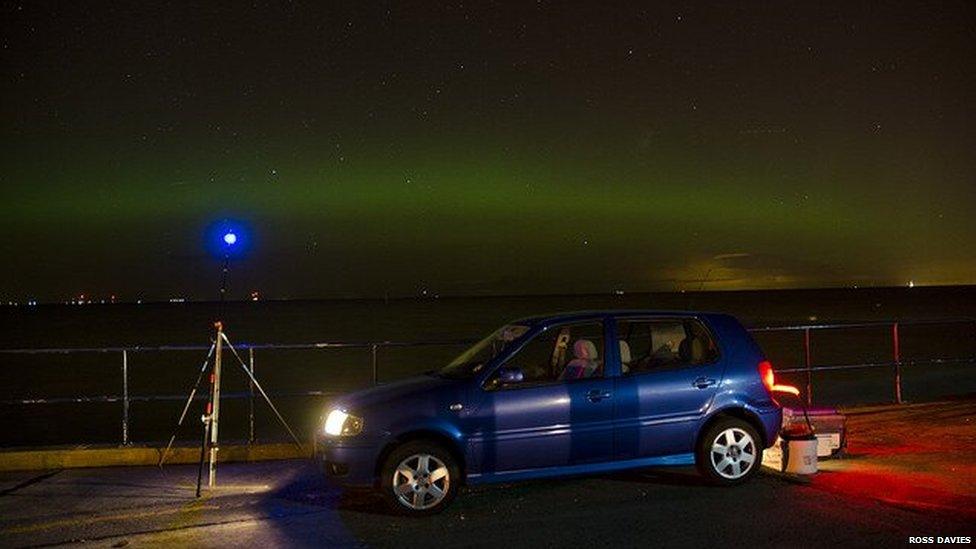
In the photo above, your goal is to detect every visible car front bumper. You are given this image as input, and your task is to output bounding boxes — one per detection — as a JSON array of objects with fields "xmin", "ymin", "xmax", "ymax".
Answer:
[{"xmin": 315, "ymin": 436, "xmax": 383, "ymax": 488}]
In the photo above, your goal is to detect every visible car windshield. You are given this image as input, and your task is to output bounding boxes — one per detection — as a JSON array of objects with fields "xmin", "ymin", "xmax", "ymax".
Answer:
[{"xmin": 436, "ymin": 324, "xmax": 531, "ymax": 379}]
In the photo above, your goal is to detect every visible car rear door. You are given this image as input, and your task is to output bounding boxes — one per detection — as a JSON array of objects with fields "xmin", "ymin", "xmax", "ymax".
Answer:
[{"xmin": 611, "ymin": 316, "xmax": 725, "ymax": 459}]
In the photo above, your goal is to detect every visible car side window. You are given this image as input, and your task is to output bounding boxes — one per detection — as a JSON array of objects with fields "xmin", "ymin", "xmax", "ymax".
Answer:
[
  {"xmin": 616, "ymin": 319, "xmax": 718, "ymax": 375},
  {"xmin": 485, "ymin": 322, "xmax": 605, "ymax": 390}
]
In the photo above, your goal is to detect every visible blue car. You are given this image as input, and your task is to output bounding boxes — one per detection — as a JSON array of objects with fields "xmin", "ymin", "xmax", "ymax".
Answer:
[{"xmin": 317, "ymin": 311, "xmax": 783, "ymax": 515}]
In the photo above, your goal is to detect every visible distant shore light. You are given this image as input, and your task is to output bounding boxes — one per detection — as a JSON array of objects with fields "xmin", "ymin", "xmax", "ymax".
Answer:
[{"xmin": 223, "ymin": 232, "xmax": 238, "ymax": 245}]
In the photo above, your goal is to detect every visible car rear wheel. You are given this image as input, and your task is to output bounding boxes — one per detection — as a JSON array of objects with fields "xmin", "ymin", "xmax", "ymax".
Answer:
[
  {"xmin": 380, "ymin": 440, "xmax": 459, "ymax": 515},
  {"xmin": 697, "ymin": 418, "xmax": 762, "ymax": 484}
]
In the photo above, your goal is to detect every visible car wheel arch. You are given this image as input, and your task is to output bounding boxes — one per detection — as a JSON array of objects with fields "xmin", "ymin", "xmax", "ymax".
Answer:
[
  {"xmin": 698, "ymin": 407, "xmax": 768, "ymax": 450},
  {"xmin": 374, "ymin": 429, "xmax": 467, "ymax": 485}
]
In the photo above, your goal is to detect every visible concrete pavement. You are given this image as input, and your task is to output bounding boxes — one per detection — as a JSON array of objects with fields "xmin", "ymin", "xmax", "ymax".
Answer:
[
  {"xmin": 0, "ymin": 459, "xmax": 971, "ymax": 548},
  {"xmin": 1, "ymin": 399, "xmax": 974, "ymax": 547}
]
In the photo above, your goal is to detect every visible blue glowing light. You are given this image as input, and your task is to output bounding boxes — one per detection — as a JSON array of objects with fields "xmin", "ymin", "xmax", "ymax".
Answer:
[{"xmin": 205, "ymin": 219, "xmax": 250, "ymax": 259}]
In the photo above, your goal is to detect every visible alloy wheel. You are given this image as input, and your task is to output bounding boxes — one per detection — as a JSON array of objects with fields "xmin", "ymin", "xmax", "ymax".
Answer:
[
  {"xmin": 392, "ymin": 453, "xmax": 451, "ymax": 510},
  {"xmin": 709, "ymin": 427, "xmax": 757, "ymax": 479}
]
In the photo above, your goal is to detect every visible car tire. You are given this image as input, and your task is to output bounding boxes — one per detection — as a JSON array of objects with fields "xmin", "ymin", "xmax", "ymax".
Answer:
[
  {"xmin": 696, "ymin": 418, "xmax": 763, "ymax": 485},
  {"xmin": 379, "ymin": 440, "xmax": 460, "ymax": 516}
]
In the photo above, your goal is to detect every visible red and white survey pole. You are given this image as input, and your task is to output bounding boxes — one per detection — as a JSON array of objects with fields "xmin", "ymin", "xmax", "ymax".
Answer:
[{"xmin": 208, "ymin": 321, "xmax": 224, "ymax": 487}]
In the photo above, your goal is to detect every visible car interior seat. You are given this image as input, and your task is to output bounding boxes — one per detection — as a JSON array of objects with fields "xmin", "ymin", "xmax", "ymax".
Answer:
[
  {"xmin": 560, "ymin": 339, "xmax": 599, "ymax": 380},
  {"xmin": 618, "ymin": 340, "xmax": 632, "ymax": 374},
  {"xmin": 678, "ymin": 335, "xmax": 707, "ymax": 363}
]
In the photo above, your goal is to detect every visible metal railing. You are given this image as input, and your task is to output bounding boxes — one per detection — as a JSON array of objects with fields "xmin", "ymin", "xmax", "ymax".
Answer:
[
  {"xmin": 749, "ymin": 318, "xmax": 976, "ymax": 407},
  {"xmin": 0, "ymin": 339, "xmax": 474, "ymax": 445},
  {"xmin": 0, "ymin": 319, "xmax": 974, "ymax": 445}
]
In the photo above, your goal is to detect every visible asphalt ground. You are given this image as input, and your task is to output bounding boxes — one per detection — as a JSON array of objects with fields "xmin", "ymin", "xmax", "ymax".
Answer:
[{"xmin": 1, "ymin": 401, "xmax": 974, "ymax": 548}]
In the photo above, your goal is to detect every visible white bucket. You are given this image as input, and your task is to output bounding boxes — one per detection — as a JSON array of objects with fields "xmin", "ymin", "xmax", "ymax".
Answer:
[{"xmin": 784, "ymin": 437, "xmax": 819, "ymax": 475}]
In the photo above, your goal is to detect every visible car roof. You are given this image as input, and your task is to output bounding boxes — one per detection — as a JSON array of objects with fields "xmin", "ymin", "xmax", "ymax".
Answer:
[{"xmin": 512, "ymin": 310, "xmax": 727, "ymax": 326}]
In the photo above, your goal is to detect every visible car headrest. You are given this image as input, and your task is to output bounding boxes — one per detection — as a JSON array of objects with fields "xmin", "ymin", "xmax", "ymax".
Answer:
[
  {"xmin": 573, "ymin": 339, "xmax": 598, "ymax": 360},
  {"xmin": 618, "ymin": 340, "xmax": 631, "ymax": 364},
  {"xmin": 679, "ymin": 336, "xmax": 706, "ymax": 363}
]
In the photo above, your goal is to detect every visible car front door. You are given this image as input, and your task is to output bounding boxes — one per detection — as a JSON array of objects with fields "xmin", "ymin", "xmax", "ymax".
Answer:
[
  {"xmin": 612, "ymin": 317, "xmax": 725, "ymax": 459},
  {"xmin": 467, "ymin": 320, "xmax": 615, "ymax": 475}
]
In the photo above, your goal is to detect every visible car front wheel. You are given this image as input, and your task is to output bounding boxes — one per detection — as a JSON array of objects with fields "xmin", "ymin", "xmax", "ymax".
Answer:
[
  {"xmin": 697, "ymin": 418, "xmax": 762, "ymax": 484},
  {"xmin": 380, "ymin": 440, "xmax": 459, "ymax": 515}
]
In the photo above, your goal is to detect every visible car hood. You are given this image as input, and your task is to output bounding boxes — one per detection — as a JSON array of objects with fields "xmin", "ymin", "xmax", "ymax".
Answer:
[{"xmin": 334, "ymin": 373, "xmax": 463, "ymax": 413}]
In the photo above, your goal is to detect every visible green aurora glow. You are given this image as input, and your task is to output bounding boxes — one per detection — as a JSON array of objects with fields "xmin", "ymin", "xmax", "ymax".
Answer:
[{"xmin": 2, "ymin": 2, "xmax": 974, "ymax": 300}]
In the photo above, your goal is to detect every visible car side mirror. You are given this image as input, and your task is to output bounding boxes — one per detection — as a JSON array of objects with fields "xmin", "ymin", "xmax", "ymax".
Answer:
[{"xmin": 498, "ymin": 366, "xmax": 524, "ymax": 384}]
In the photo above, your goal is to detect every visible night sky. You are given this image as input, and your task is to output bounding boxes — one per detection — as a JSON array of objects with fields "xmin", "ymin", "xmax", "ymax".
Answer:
[{"xmin": 2, "ymin": 2, "xmax": 974, "ymax": 301}]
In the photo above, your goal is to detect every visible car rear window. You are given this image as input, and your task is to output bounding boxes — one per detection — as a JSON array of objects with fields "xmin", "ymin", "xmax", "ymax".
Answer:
[{"xmin": 616, "ymin": 318, "xmax": 719, "ymax": 374}]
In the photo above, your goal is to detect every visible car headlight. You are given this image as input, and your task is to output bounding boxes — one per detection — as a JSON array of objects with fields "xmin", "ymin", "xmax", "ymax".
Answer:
[{"xmin": 324, "ymin": 409, "xmax": 364, "ymax": 436}]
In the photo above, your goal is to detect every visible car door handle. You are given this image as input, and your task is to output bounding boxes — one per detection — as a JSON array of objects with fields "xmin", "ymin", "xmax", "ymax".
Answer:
[
  {"xmin": 693, "ymin": 377, "xmax": 717, "ymax": 389},
  {"xmin": 586, "ymin": 389, "xmax": 612, "ymax": 402}
]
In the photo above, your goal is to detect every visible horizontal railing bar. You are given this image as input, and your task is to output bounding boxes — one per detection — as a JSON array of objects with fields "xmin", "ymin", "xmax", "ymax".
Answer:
[
  {"xmin": 1, "ymin": 318, "xmax": 974, "ymax": 355},
  {"xmin": 748, "ymin": 317, "xmax": 976, "ymax": 332},
  {"xmin": 1, "ymin": 319, "xmax": 973, "ymax": 411},
  {"xmin": 0, "ymin": 389, "xmax": 347, "ymax": 406},
  {"xmin": 0, "ymin": 340, "xmax": 476, "ymax": 355},
  {"xmin": 776, "ymin": 356, "xmax": 975, "ymax": 373},
  {"xmin": 0, "ymin": 345, "xmax": 215, "ymax": 354},
  {"xmin": 2, "ymin": 357, "xmax": 971, "ymax": 407}
]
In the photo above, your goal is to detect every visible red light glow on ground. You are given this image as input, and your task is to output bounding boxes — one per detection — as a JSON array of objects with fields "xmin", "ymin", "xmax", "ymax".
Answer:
[{"xmin": 812, "ymin": 399, "xmax": 976, "ymax": 519}]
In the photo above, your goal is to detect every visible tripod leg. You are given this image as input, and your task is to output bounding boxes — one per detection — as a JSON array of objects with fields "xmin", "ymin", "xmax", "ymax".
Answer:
[
  {"xmin": 221, "ymin": 333, "xmax": 305, "ymax": 452},
  {"xmin": 196, "ymin": 415, "xmax": 210, "ymax": 498},
  {"xmin": 159, "ymin": 342, "xmax": 216, "ymax": 467}
]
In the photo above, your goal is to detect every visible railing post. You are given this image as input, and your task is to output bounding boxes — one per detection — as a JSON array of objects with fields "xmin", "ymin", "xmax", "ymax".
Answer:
[
  {"xmin": 893, "ymin": 322, "xmax": 903, "ymax": 404},
  {"xmin": 248, "ymin": 347, "xmax": 255, "ymax": 444},
  {"xmin": 803, "ymin": 327, "xmax": 812, "ymax": 406},
  {"xmin": 371, "ymin": 344, "xmax": 378, "ymax": 386},
  {"xmin": 121, "ymin": 350, "xmax": 130, "ymax": 446}
]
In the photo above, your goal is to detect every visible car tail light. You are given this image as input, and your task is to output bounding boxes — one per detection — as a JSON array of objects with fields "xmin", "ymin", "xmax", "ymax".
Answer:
[
  {"xmin": 758, "ymin": 360, "xmax": 775, "ymax": 393},
  {"xmin": 758, "ymin": 360, "xmax": 800, "ymax": 396}
]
